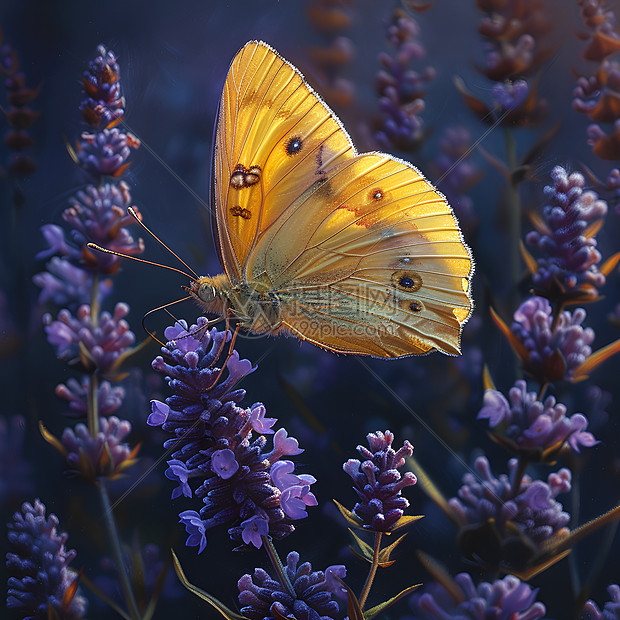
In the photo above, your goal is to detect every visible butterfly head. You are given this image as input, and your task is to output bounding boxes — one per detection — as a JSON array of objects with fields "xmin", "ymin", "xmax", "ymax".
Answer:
[{"xmin": 188, "ymin": 274, "xmax": 229, "ymax": 316}]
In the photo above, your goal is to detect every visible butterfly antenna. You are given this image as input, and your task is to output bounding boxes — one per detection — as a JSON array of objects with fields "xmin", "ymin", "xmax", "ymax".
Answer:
[
  {"xmin": 127, "ymin": 206, "xmax": 200, "ymax": 279},
  {"xmin": 142, "ymin": 296, "xmax": 193, "ymax": 347},
  {"xmin": 88, "ymin": 243, "xmax": 196, "ymax": 280}
]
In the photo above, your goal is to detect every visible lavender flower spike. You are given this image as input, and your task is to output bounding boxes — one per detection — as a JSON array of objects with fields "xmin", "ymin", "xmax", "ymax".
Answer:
[
  {"xmin": 343, "ymin": 430, "xmax": 416, "ymax": 531},
  {"xmin": 583, "ymin": 584, "xmax": 620, "ymax": 619},
  {"xmin": 526, "ymin": 166, "xmax": 608, "ymax": 302},
  {"xmin": 7, "ymin": 499, "xmax": 87, "ymax": 619},
  {"xmin": 410, "ymin": 572, "xmax": 545, "ymax": 619},
  {"xmin": 238, "ymin": 551, "xmax": 345, "ymax": 620},
  {"xmin": 478, "ymin": 379, "xmax": 597, "ymax": 459}
]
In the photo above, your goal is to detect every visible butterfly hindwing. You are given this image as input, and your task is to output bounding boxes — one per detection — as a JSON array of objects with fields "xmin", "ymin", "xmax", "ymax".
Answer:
[{"xmin": 255, "ymin": 153, "xmax": 473, "ymax": 356}]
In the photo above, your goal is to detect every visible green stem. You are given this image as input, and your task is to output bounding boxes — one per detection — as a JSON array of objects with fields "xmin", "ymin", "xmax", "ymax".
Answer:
[
  {"xmin": 87, "ymin": 273, "xmax": 101, "ymax": 437},
  {"xmin": 262, "ymin": 536, "xmax": 295, "ymax": 599},
  {"xmin": 504, "ymin": 128, "xmax": 521, "ymax": 305},
  {"xmin": 511, "ymin": 456, "xmax": 529, "ymax": 497},
  {"xmin": 87, "ymin": 374, "xmax": 100, "ymax": 438},
  {"xmin": 99, "ymin": 480, "xmax": 141, "ymax": 620},
  {"xmin": 358, "ymin": 531, "xmax": 383, "ymax": 610}
]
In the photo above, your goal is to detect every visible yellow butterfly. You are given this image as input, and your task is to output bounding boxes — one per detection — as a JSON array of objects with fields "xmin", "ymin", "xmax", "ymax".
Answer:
[{"xmin": 189, "ymin": 40, "xmax": 474, "ymax": 358}]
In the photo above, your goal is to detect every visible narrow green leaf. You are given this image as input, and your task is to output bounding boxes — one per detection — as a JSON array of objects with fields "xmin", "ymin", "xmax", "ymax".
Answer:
[
  {"xmin": 348, "ymin": 528, "xmax": 374, "ymax": 563},
  {"xmin": 390, "ymin": 514, "xmax": 424, "ymax": 531},
  {"xmin": 80, "ymin": 573, "xmax": 132, "ymax": 620},
  {"xmin": 171, "ymin": 549, "xmax": 248, "ymax": 620},
  {"xmin": 407, "ymin": 456, "xmax": 458, "ymax": 524},
  {"xmin": 333, "ymin": 499, "xmax": 364, "ymax": 528},
  {"xmin": 378, "ymin": 533, "xmax": 407, "ymax": 566},
  {"xmin": 364, "ymin": 584, "xmax": 421, "ymax": 619},
  {"xmin": 331, "ymin": 575, "xmax": 364, "ymax": 620}
]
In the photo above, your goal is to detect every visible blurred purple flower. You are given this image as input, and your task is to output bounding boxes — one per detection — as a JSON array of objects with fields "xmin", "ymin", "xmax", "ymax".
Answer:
[
  {"xmin": 525, "ymin": 166, "xmax": 608, "ymax": 302},
  {"xmin": 79, "ymin": 44, "xmax": 125, "ymax": 129},
  {"xmin": 478, "ymin": 380, "xmax": 597, "ymax": 459},
  {"xmin": 510, "ymin": 296, "xmax": 594, "ymax": 383},
  {"xmin": 238, "ymin": 551, "xmax": 345, "ymax": 620},
  {"xmin": 375, "ymin": 10, "xmax": 434, "ymax": 150},
  {"xmin": 6, "ymin": 499, "xmax": 87, "ymax": 619},
  {"xmin": 93, "ymin": 542, "xmax": 182, "ymax": 610},
  {"xmin": 43, "ymin": 303, "xmax": 136, "ymax": 375},
  {"xmin": 61, "ymin": 416, "xmax": 136, "ymax": 480},
  {"xmin": 150, "ymin": 319, "xmax": 312, "ymax": 549},
  {"xmin": 409, "ymin": 571, "xmax": 545, "ymax": 619},
  {"xmin": 432, "ymin": 126, "xmax": 483, "ymax": 225},
  {"xmin": 449, "ymin": 456, "xmax": 571, "ymax": 546},
  {"xmin": 76, "ymin": 128, "xmax": 139, "ymax": 178},
  {"xmin": 0, "ymin": 415, "xmax": 32, "ymax": 503},
  {"xmin": 492, "ymin": 79, "xmax": 530, "ymax": 110},
  {"xmin": 583, "ymin": 584, "xmax": 620, "ymax": 619},
  {"xmin": 343, "ymin": 430, "xmax": 416, "ymax": 532},
  {"xmin": 55, "ymin": 377, "xmax": 125, "ymax": 418},
  {"xmin": 63, "ymin": 183, "xmax": 144, "ymax": 275},
  {"xmin": 33, "ymin": 256, "xmax": 112, "ymax": 308}
]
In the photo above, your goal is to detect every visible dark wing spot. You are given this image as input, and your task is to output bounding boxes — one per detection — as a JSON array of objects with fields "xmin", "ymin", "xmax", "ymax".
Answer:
[
  {"xmin": 230, "ymin": 164, "xmax": 261, "ymax": 189},
  {"xmin": 286, "ymin": 136, "xmax": 303, "ymax": 156},
  {"xmin": 391, "ymin": 270, "xmax": 422, "ymax": 291},
  {"xmin": 409, "ymin": 301, "xmax": 422, "ymax": 312},
  {"xmin": 230, "ymin": 206, "xmax": 252, "ymax": 219},
  {"xmin": 370, "ymin": 188, "xmax": 383, "ymax": 200}
]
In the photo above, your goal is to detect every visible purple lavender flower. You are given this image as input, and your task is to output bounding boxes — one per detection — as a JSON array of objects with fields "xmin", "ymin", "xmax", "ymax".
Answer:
[
  {"xmin": 449, "ymin": 456, "xmax": 571, "ymax": 548},
  {"xmin": 526, "ymin": 166, "xmax": 608, "ymax": 302},
  {"xmin": 43, "ymin": 303, "xmax": 136, "ymax": 375},
  {"xmin": 55, "ymin": 377, "xmax": 125, "ymax": 418},
  {"xmin": 478, "ymin": 380, "xmax": 597, "ymax": 459},
  {"xmin": 238, "ymin": 551, "xmax": 346, "ymax": 620},
  {"xmin": 79, "ymin": 45, "xmax": 125, "ymax": 129},
  {"xmin": 63, "ymin": 183, "xmax": 144, "ymax": 275},
  {"xmin": 583, "ymin": 584, "xmax": 620, "ymax": 619},
  {"xmin": 76, "ymin": 128, "xmax": 139, "ymax": 177},
  {"xmin": 375, "ymin": 10, "xmax": 435, "ymax": 150},
  {"xmin": 6, "ymin": 499, "xmax": 87, "ymax": 619},
  {"xmin": 343, "ymin": 430, "xmax": 416, "ymax": 532},
  {"xmin": 432, "ymin": 126, "xmax": 483, "ymax": 225},
  {"xmin": 409, "ymin": 572, "xmax": 545, "ymax": 619},
  {"xmin": 33, "ymin": 256, "xmax": 112, "ymax": 308},
  {"xmin": 149, "ymin": 319, "xmax": 312, "ymax": 549},
  {"xmin": 271, "ymin": 460, "xmax": 318, "ymax": 520},
  {"xmin": 511, "ymin": 296, "xmax": 594, "ymax": 383},
  {"xmin": 61, "ymin": 416, "xmax": 135, "ymax": 480},
  {"xmin": 0, "ymin": 415, "xmax": 33, "ymax": 503},
  {"xmin": 492, "ymin": 79, "xmax": 530, "ymax": 111}
]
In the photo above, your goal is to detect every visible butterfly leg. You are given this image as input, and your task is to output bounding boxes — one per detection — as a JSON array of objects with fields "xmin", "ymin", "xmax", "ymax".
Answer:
[
  {"xmin": 210, "ymin": 321, "xmax": 242, "ymax": 385},
  {"xmin": 207, "ymin": 308, "xmax": 235, "ymax": 369}
]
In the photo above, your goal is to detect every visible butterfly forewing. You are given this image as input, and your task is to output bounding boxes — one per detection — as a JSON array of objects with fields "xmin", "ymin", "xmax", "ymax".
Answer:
[
  {"xmin": 212, "ymin": 41, "xmax": 473, "ymax": 358},
  {"xmin": 214, "ymin": 41, "xmax": 355, "ymax": 283}
]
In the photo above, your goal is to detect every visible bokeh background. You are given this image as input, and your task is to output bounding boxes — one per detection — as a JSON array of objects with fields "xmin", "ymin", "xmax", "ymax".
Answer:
[{"xmin": 2, "ymin": 0, "xmax": 620, "ymax": 618}]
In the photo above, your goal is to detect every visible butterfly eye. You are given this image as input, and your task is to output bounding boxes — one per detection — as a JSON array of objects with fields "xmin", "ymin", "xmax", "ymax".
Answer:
[
  {"xmin": 198, "ymin": 282, "xmax": 217, "ymax": 303},
  {"xmin": 286, "ymin": 136, "xmax": 303, "ymax": 156}
]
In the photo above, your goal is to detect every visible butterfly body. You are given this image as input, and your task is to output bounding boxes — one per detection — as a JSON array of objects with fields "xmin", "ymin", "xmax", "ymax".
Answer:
[{"xmin": 195, "ymin": 40, "xmax": 474, "ymax": 358}]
